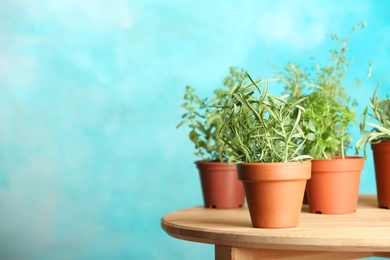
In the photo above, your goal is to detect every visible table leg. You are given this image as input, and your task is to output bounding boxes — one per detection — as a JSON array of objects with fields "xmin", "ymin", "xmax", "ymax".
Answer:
[{"xmin": 215, "ymin": 245, "xmax": 374, "ymax": 260}]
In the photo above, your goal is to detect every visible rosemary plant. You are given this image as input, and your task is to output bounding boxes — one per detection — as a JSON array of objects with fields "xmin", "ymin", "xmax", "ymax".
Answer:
[{"xmin": 220, "ymin": 73, "xmax": 311, "ymax": 163}]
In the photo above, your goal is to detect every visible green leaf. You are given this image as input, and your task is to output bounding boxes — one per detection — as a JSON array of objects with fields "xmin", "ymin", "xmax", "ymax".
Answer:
[
  {"xmin": 306, "ymin": 133, "xmax": 316, "ymax": 141},
  {"xmin": 176, "ymin": 121, "xmax": 186, "ymax": 129},
  {"xmin": 308, "ymin": 120, "xmax": 316, "ymax": 133},
  {"xmin": 189, "ymin": 130, "xmax": 198, "ymax": 143}
]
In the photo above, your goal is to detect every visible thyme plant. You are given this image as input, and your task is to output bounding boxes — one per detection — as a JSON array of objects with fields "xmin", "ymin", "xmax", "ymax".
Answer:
[
  {"xmin": 276, "ymin": 22, "xmax": 373, "ymax": 159},
  {"xmin": 177, "ymin": 67, "xmax": 248, "ymax": 161},
  {"xmin": 220, "ymin": 73, "xmax": 311, "ymax": 163},
  {"xmin": 356, "ymin": 85, "xmax": 390, "ymax": 156}
]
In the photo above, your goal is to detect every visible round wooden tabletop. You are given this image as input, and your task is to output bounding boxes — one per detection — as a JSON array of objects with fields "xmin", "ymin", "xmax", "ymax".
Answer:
[{"xmin": 161, "ymin": 194, "xmax": 390, "ymax": 253}]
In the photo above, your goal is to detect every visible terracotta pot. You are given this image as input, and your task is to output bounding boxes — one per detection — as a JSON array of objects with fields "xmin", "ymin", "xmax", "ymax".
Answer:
[
  {"xmin": 237, "ymin": 161, "xmax": 311, "ymax": 228},
  {"xmin": 372, "ymin": 141, "xmax": 390, "ymax": 209},
  {"xmin": 306, "ymin": 156, "xmax": 364, "ymax": 214},
  {"xmin": 195, "ymin": 161, "xmax": 245, "ymax": 209}
]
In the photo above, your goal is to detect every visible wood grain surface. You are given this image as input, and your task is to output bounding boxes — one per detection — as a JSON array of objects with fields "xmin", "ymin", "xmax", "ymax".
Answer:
[{"xmin": 161, "ymin": 195, "xmax": 390, "ymax": 254}]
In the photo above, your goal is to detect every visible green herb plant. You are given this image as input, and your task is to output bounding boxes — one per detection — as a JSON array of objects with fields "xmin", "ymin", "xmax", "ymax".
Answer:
[
  {"xmin": 356, "ymin": 85, "xmax": 390, "ymax": 156},
  {"xmin": 220, "ymin": 73, "xmax": 311, "ymax": 163},
  {"xmin": 276, "ymin": 22, "xmax": 373, "ymax": 159},
  {"xmin": 177, "ymin": 67, "xmax": 247, "ymax": 162}
]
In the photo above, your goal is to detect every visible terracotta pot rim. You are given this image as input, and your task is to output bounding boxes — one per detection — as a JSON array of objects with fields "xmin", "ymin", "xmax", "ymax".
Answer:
[
  {"xmin": 194, "ymin": 160, "xmax": 234, "ymax": 165},
  {"xmin": 370, "ymin": 139, "xmax": 390, "ymax": 143},
  {"xmin": 237, "ymin": 160, "xmax": 311, "ymax": 166},
  {"xmin": 311, "ymin": 156, "xmax": 364, "ymax": 173},
  {"xmin": 194, "ymin": 161, "xmax": 236, "ymax": 169},
  {"xmin": 311, "ymin": 156, "xmax": 364, "ymax": 162},
  {"xmin": 371, "ymin": 140, "xmax": 390, "ymax": 152},
  {"xmin": 195, "ymin": 160, "xmax": 236, "ymax": 171},
  {"xmin": 237, "ymin": 161, "xmax": 311, "ymax": 182}
]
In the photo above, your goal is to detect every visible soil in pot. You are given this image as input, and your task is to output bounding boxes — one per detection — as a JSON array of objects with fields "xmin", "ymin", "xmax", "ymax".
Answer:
[
  {"xmin": 237, "ymin": 161, "xmax": 311, "ymax": 228},
  {"xmin": 195, "ymin": 161, "xmax": 245, "ymax": 209},
  {"xmin": 372, "ymin": 141, "xmax": 390, "ymax": 209},
  {"xmin": 306, "ymin": 156, "xmax": 364, "ymax": 214}
]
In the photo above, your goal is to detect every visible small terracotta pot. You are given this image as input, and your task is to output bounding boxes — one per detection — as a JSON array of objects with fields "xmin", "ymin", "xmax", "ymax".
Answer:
[
  {"xmin": 237, "ymin": 161, "xmax": 311, "ymax": 228},
  {"xmin": 195, "ymin": 161, "xmax": 245, "ymax": 209},
  {"xmin": 372, "ymin": 141, "xmax": 390, "ymax": 209},
  {"xmin": 306, "ymin": 156, "xmax": 364, "ymax": 214}
]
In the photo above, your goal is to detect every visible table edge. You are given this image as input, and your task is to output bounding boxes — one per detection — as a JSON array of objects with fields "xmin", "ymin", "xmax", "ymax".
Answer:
[{"xmin": 161, "ymin": 194, "xmax": 390, "ymax": 252}]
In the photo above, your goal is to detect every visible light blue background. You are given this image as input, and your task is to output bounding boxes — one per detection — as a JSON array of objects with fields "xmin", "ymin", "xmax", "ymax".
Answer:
[{"xmin": 0, "ymin": 1, "xmax": 389, "ymax": 259}]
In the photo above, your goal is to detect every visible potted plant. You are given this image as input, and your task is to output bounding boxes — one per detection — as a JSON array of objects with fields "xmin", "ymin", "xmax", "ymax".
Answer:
[
  {"xmin": 276, "ymin": 22, "xmax": 371, "ymax": 214},
  {"xmin": 356, "ymin": 85, "xmax": 390, "ymax": 208},
  {"xmin": 177, "ymin": 67, "xmax": 246, "ymax": 209},
  {"xmin": 220, "ymin": 73, "xmax": 311, "ymax": 228}
]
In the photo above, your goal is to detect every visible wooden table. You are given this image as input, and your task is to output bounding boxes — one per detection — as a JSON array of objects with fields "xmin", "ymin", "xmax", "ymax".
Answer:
[{"xmin": 161, "ymin": 195, "xmax": 390, "ymax": 259}]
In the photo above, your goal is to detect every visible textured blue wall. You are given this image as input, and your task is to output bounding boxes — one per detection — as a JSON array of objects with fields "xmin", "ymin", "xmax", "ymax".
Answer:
[{"xmin": 0, "ymin": 0, "xmax": 389, "ymax": 259}]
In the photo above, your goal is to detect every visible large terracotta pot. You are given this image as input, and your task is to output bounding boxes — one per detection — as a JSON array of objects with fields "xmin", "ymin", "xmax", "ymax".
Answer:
[
  {"xmin": 195, "ymin": 161, "xmax": 245, "ymax": 209},
  {"xmin": 237, "ymin": 161, "xmax": 311, "ymax": 228},
  {"xmin": 306, "ymin": 156, "xmax": 364, "ymax": 214},
  {"xmin": 372, "ymin": 141, "xmax": 390, "ymax": 208}
]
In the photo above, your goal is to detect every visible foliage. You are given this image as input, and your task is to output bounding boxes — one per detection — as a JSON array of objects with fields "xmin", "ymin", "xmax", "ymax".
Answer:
[
  {"xmin": 275, "ymin": 22, "xmax": 373, "ymax": 159},
  {"xmin": 220, "ymin": 73, "xmax": 312, "ymax": 163},
  {"xmin": 300, "ymin": 92, "xmax": 356, "ymax": 159},
  {"xmin": 356, "ymin": 85, "xmax": 390, "ymax": 156},
  {"xmin": 177, "ymin": 67, "xmax": 247, "ymax": 161}
]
